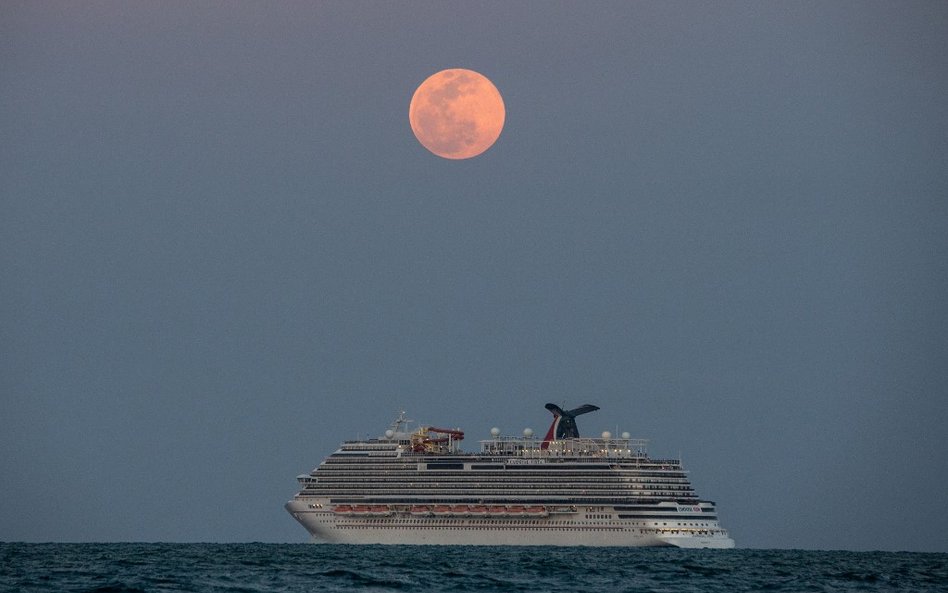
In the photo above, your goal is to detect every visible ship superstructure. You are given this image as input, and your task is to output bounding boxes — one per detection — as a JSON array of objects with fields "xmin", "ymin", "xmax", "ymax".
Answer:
[{"xmin": 285, "ymin": 405, "xmax": 734, "ymax": 548}]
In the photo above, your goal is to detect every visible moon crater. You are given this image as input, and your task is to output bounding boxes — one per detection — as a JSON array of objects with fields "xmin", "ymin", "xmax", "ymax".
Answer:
[{"xmin": 409, "ymin": 69, "xmax": 505, "ymax": 160}]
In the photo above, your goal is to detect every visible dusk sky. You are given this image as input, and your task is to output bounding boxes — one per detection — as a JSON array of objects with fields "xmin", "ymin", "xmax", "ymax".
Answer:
[{"xmin": 2, "ymin": 2, "xmax": 946, "ymax": 552}]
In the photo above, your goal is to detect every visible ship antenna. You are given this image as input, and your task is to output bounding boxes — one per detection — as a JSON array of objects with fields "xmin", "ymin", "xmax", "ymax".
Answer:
[{"xmin": 390, "ymin": 410, "xmax": 413, "ymax": 435}]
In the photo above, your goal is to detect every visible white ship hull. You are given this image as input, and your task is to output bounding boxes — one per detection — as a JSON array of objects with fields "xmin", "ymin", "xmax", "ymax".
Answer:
[{"xmin": 285, "ymin": 500, "xmax": 735, "ymax": 548}]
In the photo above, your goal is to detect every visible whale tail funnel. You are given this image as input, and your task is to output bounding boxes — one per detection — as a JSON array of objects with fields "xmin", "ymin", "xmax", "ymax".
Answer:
[{"xmin": 541, "ymin": 403, "xmax": 600, "ymax": 449}]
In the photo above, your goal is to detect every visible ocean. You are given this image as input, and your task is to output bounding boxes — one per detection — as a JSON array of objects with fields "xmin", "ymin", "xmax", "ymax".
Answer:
[{"xmin": 1, "ymin": 543, "xmax": 946, "ymax": 592}]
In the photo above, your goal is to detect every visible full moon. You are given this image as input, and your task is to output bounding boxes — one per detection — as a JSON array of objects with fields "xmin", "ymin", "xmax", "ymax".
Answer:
[{"xmin": 409, "ymin": 68, "xmax": 505, "ymax": 160}]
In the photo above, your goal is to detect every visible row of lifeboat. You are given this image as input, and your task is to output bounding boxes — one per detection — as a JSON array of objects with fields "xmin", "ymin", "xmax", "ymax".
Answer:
[
  {"xmin": 331, "ymin": 505, "xmax": 393, "ymax": 517},
  {"xmin": 333, "ymin": 504, "xmax": 550, "ymax": 518},
  {"xmin": 423, "ymin": 505, "xmax": 549, "ymax": 518}
]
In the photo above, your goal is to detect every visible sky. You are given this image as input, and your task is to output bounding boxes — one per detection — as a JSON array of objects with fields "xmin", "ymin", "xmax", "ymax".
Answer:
[{"xmin": 2, "ymin": 1, "xmax": 946, "ymax": 552}]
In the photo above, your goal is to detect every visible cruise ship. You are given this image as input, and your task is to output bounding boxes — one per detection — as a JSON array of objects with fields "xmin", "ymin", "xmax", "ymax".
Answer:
[{"xmin": 285, "ymin": 404, "xmax": 735, "ymax": 548}]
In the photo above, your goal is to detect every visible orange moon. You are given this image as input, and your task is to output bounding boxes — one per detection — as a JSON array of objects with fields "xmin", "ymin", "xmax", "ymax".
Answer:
[{"xmin": 409, "ymin": 68, "xmax": 505, "ymax": 160}]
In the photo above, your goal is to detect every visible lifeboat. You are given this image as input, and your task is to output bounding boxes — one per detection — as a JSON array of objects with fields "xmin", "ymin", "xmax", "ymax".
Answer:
[
  {"xmin": 525, "ymin": 506, "xmax": 548, "ymax": 517},
  {"xmin": 332, "ymin": 505, "xmax": 353, "ymax": 515},
  {"xmin": 432, "ymin": 505, "xmax": 452, "ymax": 516},
  {"xmin": 409, "ymin": 505, "xmax": 431, "ymax": 516},
  {"xmin": 369, "ymin": 505, "xmax": 391, "ymax": 516},
  {"xmin": 350, "ymin": 505, "xmax": 371, "ymax": 515},
  {"xmin": 468, "ymin": 505, "xmax": 488, "ymax": 517},
  {"xmin": 451, "ymin": 505, "xmax": 470, "ymax": 516},
  {"xmin": 487, "ymin": 506, "xmax": 507, "ymax": 517},
  {"xmin": 507, "ymin": 505, "xmax": 526, "ymax": 517}
]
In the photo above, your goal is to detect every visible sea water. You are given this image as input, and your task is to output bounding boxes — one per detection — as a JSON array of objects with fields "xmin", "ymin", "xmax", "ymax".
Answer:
[{"xmin": 1, "ymin": 543, "xmax": 946, "ymax": 592}]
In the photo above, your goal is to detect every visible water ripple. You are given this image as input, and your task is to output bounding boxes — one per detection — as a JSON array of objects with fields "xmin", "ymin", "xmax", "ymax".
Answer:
[{"xmin": 0, "ymin": 543, "xmax": 945, "ymax": 593}]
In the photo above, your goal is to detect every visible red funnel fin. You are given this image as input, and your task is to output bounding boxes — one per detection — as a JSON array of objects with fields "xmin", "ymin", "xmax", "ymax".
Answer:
[{"xmin": 541, "ymin": 415, "xmax": 559, "ymax": 449}]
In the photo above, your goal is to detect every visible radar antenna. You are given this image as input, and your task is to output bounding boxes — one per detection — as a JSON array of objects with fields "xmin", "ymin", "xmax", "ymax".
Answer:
[{"xmin": 389, "ymin": 411, "xmax": 413, "ymax": 435}]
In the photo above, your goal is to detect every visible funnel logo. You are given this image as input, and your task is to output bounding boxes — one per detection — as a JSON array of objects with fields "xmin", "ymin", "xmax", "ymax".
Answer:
[{"xmin": 541, "ymin": 403, "xmax": 600, "ymax": 449}]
